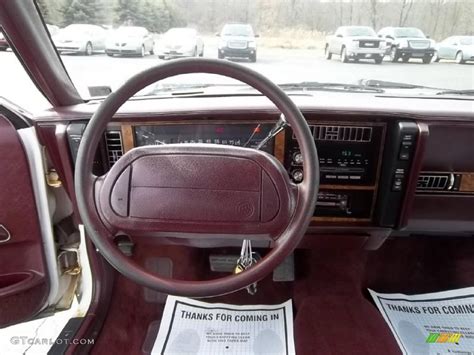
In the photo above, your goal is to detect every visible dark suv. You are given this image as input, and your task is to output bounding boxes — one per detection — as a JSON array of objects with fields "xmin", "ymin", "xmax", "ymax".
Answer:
[
  {"xmin": 378, "ymin": 27, "xmax": 435, "ymax": 64},
  {"xmin": 217, "ymin": 24, "xmax": 258, "ymax": 62}
]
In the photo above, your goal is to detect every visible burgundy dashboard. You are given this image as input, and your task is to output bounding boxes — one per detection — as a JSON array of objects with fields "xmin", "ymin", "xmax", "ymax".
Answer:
[{"xmin": 33, "ymin": 94, "xmax": 474, "ymax": 239}]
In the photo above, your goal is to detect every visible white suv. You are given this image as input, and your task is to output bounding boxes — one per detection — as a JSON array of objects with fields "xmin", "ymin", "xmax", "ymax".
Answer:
[{"xmin": 325, "ymin": 26, "xmax": 386, "ymax": 64}]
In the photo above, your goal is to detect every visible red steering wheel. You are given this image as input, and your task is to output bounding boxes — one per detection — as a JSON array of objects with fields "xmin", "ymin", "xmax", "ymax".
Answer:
[{"xmin": 75, "ymin": 58, "xmax": 319, "ymax": 297}]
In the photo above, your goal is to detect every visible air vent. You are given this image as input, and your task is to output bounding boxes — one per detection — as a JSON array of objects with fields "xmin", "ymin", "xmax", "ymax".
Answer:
[
  {"xmin": 105, "ymin": 130, "xmax": 123, "ymax": 167},
  {"xmin": 416, "ymin": 173, "xmax": 453, "ymax": 191},
  {"xmin": 313, "ymin": 125, "xmax": 372, "ymax": 142}
]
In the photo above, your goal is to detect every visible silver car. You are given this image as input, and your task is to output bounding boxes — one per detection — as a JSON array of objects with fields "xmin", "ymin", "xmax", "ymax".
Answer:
[
  {"xmin": 434, "ymin": 36, "xmax": 474, "ymax": 64},
  {"xmin": 53, "ymin": 24, "xmax": 106, "ymax": 55},
  {"xmin": 106, "ymin": 26, "xmax": 154, "ymax": 57},
  {"xmin": 157, "ymin": 28, "xmax": 204, "ymax": 59}
]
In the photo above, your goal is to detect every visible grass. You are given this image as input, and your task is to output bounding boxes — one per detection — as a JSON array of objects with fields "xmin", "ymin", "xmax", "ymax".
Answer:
[{"xmin": 258, "ymin": 28, "xmax": 327, "ymax": 50}]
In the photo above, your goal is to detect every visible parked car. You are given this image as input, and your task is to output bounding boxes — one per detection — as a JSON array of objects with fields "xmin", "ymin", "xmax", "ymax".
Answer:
[
  {"xmin": 46, "ymin": 24, "xmax": 60, "ymax": 37},
  {"xmin": 325, "ymin": 26, "xmax": 385, "ymax": 64},
  {"xmin": 157, "ymin": 28, "xmax": 204, "ymax": 59},
  {"xmin": 106, "ymin": 26, "xmax": 154, "ymax": 57},
  {"xmin": 434, "ymin": 36, "xmax": 474, "ymax": 64},
  {"xmin": 377, "ymin": 27, "xmax": 435, "ymax": 64},
  {"xmin": 1, "ymin": 24, "xmax": 59, "ymax": 50},
  {"xmin": 53, "ymin": 24, "xmax": 106, "ymax": 55},
  {"xmin": 0, "ymin": 29, "xmax": 8, "ymax": 51},
  {"xmin": 217, "ymin": 23, "xmax": 258, "ymax": 62}
]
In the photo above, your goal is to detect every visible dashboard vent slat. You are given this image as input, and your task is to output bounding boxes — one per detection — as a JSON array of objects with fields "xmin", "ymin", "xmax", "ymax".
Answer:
[
  {"xmin": 416, "ymin": 173, "xmax": 452, "ymax": 191},
  {"xmin": 105, "ymin": 130, "xmax": 124, "ymax": 167},
  {"xmin": 312, "ymin": 125, "xmax": 372, "ymax": 142}
]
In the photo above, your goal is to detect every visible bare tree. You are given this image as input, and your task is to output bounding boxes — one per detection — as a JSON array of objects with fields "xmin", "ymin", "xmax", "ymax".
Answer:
[
  {"xmin": 430, "ymin": 0, "xmax": 445, "ymax": 39},
  {"xmin": 369, "ymin": 0, "xmax": 378, "ymax": 29},
  {"xmin": 398, "ymin": 0, "xmax": 414, "ymax": 27}
]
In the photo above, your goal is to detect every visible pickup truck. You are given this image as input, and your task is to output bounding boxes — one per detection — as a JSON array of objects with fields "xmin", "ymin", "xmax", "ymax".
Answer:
[{"xmin": 325, "ymin": 26, "xmax": 386, "ymax": 64}]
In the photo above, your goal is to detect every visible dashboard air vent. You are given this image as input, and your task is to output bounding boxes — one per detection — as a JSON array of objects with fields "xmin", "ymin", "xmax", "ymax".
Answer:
[
  {"xmin": 313, "ymin": 125, "xmax": 372, "ymax": 142},
  {"xmin": 416, "ymin": 173, "xmax": 453, "ymax": 191},
  {"xmin": 105, "ymin": 130, "xmax": 123, "ymax": 167}
]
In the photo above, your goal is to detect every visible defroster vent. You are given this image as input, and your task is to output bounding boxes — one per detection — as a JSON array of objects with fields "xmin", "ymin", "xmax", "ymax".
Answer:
[{"xmin": 105, "ymin": 130, "xmax": 124, "ymax": 167}]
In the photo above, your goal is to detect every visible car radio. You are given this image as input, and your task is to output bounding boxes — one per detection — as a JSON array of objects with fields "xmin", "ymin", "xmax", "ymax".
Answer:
[{"xmin": 284, "ymin": 124, "xmax": 385, "ymax": 185}]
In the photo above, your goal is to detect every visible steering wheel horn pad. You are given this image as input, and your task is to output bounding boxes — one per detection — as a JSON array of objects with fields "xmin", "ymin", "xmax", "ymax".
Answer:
[
  {"xmin": 97, "ymin": 144, "xmax": 295, "ymax": 239},
  {"xmin": 75, "ymin": 58, "xmax": 319, "ymax": 297}
]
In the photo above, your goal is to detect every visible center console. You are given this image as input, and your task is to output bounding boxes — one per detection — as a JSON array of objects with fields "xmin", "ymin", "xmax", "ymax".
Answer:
[{"xmin": 284, "ymin": 122, "xmax": 385, "ymax": 221}]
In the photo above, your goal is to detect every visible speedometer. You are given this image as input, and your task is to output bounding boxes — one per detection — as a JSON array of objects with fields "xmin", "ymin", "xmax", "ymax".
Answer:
[{"xmin": 134, "ymin": 124, "xmax": 275, "ymax": 153}]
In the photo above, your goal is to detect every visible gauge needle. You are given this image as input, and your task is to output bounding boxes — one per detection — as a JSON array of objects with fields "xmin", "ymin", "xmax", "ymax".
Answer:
[
  {"xmin": 243, "ymin": 124, "xmax": 261, "ymax": 147},
  {"xmin": 255, "ymin": 114, "xmax": 288, "ymax": 150}
]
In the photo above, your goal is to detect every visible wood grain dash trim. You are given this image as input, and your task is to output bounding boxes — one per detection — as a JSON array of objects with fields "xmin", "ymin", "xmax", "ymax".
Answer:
[
  {"xmin": 121, "ymin": 124, "xmax": 134, "ymax": 153},
  {"xmin": 274, "ymin": 130, "xmax": 285, "ymax": 163},
  {"xmin": 460, "ymin": 173, "xmax": 474, "ymax": 192}
]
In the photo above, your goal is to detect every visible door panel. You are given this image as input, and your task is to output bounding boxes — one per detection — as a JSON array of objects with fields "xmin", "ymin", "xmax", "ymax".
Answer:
[{"xmin": 0, "ymin": 115, "xmax": 49, "ymax": 328}]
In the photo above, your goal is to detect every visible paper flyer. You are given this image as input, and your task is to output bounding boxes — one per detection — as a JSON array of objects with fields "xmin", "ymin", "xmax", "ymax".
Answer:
[
  {"xmin": 152, "ymin": 296, "xmax": 295, "ymax": 355},
  {"xmin": 370, "ymin": 287, "xmax": 474, "ymax": 354}
]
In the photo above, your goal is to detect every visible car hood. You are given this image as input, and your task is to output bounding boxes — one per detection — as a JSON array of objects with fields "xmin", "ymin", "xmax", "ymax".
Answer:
[
  {"xmin": 394, "ymin": 37, "xmax": 428, "ymax": 41},
  {"xmin": 348, "ymin": 36, "xmax": 381, "ymax": 41},
  {"xmin": 162, "ymin": 36, "xmax": 195, "ymax": 47},
  {"xmin": 221, "ymin": 35, "xmax": 254, "ymax": 42},
  {"xmin": 108, "ymin": 34, "xmax": 142, "ymax": 44}
]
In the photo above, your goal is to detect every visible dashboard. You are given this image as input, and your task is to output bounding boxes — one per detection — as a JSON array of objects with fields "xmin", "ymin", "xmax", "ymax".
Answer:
[
  {"xmin": 32, "ymin": 93, "xmax": 474, "ymax": 239},
  {"xmin": 66, "ymin": 116, "xmax": 419, "ymax": 229}
]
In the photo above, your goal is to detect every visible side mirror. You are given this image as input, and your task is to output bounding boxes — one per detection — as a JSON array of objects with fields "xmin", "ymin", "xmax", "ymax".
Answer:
[
  {"xmin": 336, "ymin": 34, "xmax": 343, "ymax": 38},
  {"xmin": 426, "ymin": 35, "xmax": 430, "ymax": 39},
  {"xmin": 378, "ymin": 34, "xmax": 382, "ymax": 38},
  {"xmin": 254, "ymin": 34, "xmax": 260, "ymax": 38},
  {"xmin": 215, "ymin": 33, "xmax": 220, "ymax": 37}
]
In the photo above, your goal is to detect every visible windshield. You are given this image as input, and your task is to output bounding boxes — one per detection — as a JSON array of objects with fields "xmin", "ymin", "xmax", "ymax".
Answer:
[
  {"xmin": 221, "ymin": 24, "xmax": 253, "ymax": 37},
  {"xmin": 344, "ymin": 27, "xmax": 376, "ymax": 37},
  {"xmin": 3, "ymin": 0, "xmax": 473, "ymax": 108},
  {"xmin": 459, "ymin": 37, "xmax": 474, "ymax": 45},
  {"xmin": 165, "ymin": 28, "xmax": 196, "ymax": 37},
  {"xmin": 61, "ymin": 24, "xmax": 93, "ymax": 34},
  {"xmin": 393, "ymin": 27, "xmax": 425, "ymax": 38},
  {"xmin": 115, "ymin": 27, "xmax": 147, "ymax": 37}
]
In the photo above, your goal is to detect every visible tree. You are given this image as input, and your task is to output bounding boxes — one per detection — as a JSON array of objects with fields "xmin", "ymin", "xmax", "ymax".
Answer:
[
  {"xmin": 115, "ymin": 0, "xmax": 141, "ymax": 26},
  {"xmin": 369, "ymin": 0, "xmax": 379, "ymax": 29},
  {"xmin": 36, "ymin": 0, "xmax": 50, "ymax": 22},
  {"xmin": 61, "ymin": 0, "xmax": 105, "ymax": 26},
  {"xmin": 398, "ymin": 0, "xmax": 414, "ymax": 27}
]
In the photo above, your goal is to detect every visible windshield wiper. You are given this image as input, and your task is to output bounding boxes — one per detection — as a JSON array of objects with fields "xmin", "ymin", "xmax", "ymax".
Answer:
[
  {"xmin": 358, "ymin": 79, "xmax": 438, "ymax": 90},
  {"xmin": 138, "ymin": 83, "xmax": 248, "ymax": 97},
  {"xmin": 360, "ymin": 80, "xmax": 474, "ymax": 97},
  {"xmin": 279, "ymin": 82, "xmax": 384, "ymax": 93},
  {"xmin": 435, "ymin": 89, "xmax": 474, "ymax": 97}
]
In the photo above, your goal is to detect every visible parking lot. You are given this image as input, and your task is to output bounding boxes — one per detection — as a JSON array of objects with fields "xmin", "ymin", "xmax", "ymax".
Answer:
[{"xmin": 1, "ymin": 43, "xmax": 473, "ymax": 112}]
